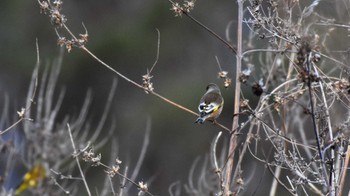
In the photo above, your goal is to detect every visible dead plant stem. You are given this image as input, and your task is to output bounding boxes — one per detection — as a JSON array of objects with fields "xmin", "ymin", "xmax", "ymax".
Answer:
[{"xmin": 223, "ymin": 0, "xmax": 243, "ymax": 195}]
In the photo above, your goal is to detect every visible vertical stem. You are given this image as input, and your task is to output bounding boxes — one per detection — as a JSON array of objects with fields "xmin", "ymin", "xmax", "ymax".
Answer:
[
  {"xmin": 314, "ymin": 65, "xmax": 335, "ymax": 195},
  {"xmin": 223, "ymin": 0, "xmax": 243, "ymax": 195},
  {"xmin": 67, "ymin": 124, "xmax": 92, "ymax": 196},
  {"xmin": 338, "ymin": 146, "xmax": 350, "ymax": 195},
  {"xmin": 306, "ymin": 54, "xmax": 330, "ymax": 192}
]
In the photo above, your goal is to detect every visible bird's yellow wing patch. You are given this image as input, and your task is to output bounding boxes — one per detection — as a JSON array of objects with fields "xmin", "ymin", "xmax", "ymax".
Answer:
[{"xmin": 15, "ymin": 164, "xmax": 45, "ymax": 195}]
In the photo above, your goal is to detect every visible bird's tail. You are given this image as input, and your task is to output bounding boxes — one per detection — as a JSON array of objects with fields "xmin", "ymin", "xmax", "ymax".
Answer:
[{"xmin": 194, "ymin": 117, "xmax": 205, "ymax": 124}]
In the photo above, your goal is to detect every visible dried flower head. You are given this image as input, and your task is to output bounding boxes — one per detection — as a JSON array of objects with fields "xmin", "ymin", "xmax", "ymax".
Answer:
[
  {"xmin": 115, "ymin": 158, "xmax": 122, "ymax": 165},
  {"xmin": 218, "ymin": 70, "xmax": 228, "ymax": 79},
  {"xmin": 170, "ymin": 3, "xmax": 183, "ymax": 17},
  {"xmin": 53, "ymin": 0, "xmax": 63, "ymax": 10},
  {"xmin": 106, "ymin": 165, "xmax": 120, "ymax": 177},
  {"xmin": 236, "ymin": 177, "xmax": 244, "ymax": 186},
  {"xmin": 78, "ymin": 33, "xmax": 89, "ymax": 45},
  {"xmin": 50, "ymin": 10, "xmax": 67, "ymax": 27},
  {"xmin": 38, "ymin": 1, "xmax": 49, "ymax": 14},
  {"xmin": 78, "ymin": 23, "xmax": 89, "ymax": 46},
  {"xmin": 298, "ymin": 69, "xmax": 320, "ymax": 83},
  {"xmin": 57, "ymin": 37, "xmax": 67, "ymax": 47},
  {"xmin": 224, "ymin": 78, "xmax": 232, "ymax": 88},
  {"xmin": 240, "ymin": 99, "xmax": 249, "ymax": 109},
  {"xmin": 81, "ymin": 147, "xmax": 101, "ymax": 165},
  {"xmin": 81, "ymin": 148, "xmax": 94, "ymax": 160},
  {"xmin": 138, "ymin": 181, "xmax": 148, "ymax": 194},
  {"xmin": 90, "ymin": 153, "xmax": 101, "ymax": 166},
  {"xmin": 273, "ymin": 94, "xmax": 283, "ymax": 112},
  {"xmin": 17, "ymin": 108, "xmax": 26, "ymax": 118},
  {"xmin": 142, "ymin": 72, "xmax": 154, "ymax": 93},
  {"xmin": 65, "ymin": 39, "xmax": 74, "ymax": 52},
  {"xmin": 183, "ymin": 0, "xmax": 195, "ymax": 13},
  {"xmin": 333, "ymin": 79, "xmax": 350, "ymax": 93},
  {"xmin": 239, "ymin": 68, "xmax": 252, "ymax": 84}
]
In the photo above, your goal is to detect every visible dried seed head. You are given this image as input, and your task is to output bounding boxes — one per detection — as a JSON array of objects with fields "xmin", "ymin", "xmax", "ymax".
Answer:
[
  {"xmin": 333, "ymin": 79, "xmax": 350, "ymax": 93},
  {"xmin": 39, "ymin": 1, "xmax": 49, "ymax": 14},
  {"xmin": 239, "ymin": 68, "xmax": 252, "ymax": 83},
  {"xmin": 57, "ymin": 37, "xmax": 67, "ymax": 47},
  {"xmin": 106, "ymin": 165, "xmax": 120, "ymax": 177},
  {"xmin": 170, "ymin": 3, "xmax": 183, "ymax": 17},
  {"xmin": 183, "ymin": 1, "xmax": 195, "ymax": 13},
  {"xmin": 138, "ymin": 181, "xmax": 148, "ymax": 194},
  {"xmin": 273, "ymin": 95, "xmax": 283, "ymax": 112},
  {"xmin": 142, "ymin": 73, "xmax": 154, "ymax": 93},
  {"xmin": 65, "ymin": 40, "xmax": 74, "ymax": 52},
  {"xmin": 240, "ymin": 99, "xmax": 249, "ymax": 109},
  {"xmin": 224, "ymin": 78, "xmax": 232, "ymax": 88},
  {"xmin": 53, "ymin": 0, "xmax": 63, "ymax": 10},
  {"xmin": 236, "ymin": 177, "xmax": 244, "ymax": 186},
  {"xmin": 218, "ymin": 71, "xmax": 228, "ymax": 79},
  {"xmin": 115, "ymin": 158, "xmax": 122, "ymax": 165},
  {"xmin": 78, "ymin": 33, "xmax": 89, "ymax": 45},
  {"xmin": 17, "ymin": 108, "xmax": 26, "ymax": 118},
  {"xmin": 78, "ymin": 24, "xmax": 89, "ymax": 46},
  {"xmin": 238, "ymin": 73, "xmax": 249, "ymax": 84},
  {"xmin": 50, "ymin": 10, "xmax": 67, "ymax": 27}
]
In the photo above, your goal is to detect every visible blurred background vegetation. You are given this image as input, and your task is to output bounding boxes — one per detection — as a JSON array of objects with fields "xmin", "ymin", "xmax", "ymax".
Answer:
[{"xmin": 0, "ymin": 0, "xmax": 242, "ymax": 195}]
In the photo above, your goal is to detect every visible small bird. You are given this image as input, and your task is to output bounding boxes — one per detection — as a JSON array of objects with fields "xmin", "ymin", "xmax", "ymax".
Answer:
[{"xmin": 195, "ymin": 83, "xmax": 224, "ymax": 124}]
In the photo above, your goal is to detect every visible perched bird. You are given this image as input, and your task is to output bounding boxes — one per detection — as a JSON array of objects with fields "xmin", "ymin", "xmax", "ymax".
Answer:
[
  {"xmin": 195, "ymin": 83, "xmax": 224, "ymax": 124},
  {"xmin": 0, "ymin": 129, "xmax": 45, "ymax": 195},
  {"xmin": 15, "ymin": 164, "xmax": 46, "ymax": 195}
]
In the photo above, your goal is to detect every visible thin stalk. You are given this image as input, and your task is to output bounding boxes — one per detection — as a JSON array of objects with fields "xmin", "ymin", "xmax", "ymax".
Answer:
[
  {"xmin": 306, "ymin": 55, "xmax": 329, "ymax": 189},
  {"xmin": 223, "ymin": 0, "xmax": 243, "ymax": 195},
  {"xmin": 67, "ymin": 124, "xmax": 92, "ymax": 196}
]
